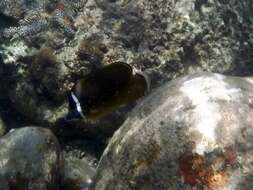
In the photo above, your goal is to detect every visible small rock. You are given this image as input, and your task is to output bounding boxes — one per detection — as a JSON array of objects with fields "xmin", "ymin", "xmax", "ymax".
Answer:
[
  {"xmin": 90, "ymin": 72, "xmax": 253, "ymax": 190},
  {"xmin": 61, "ymin": 155, "xmax": 95, "ymax": 190},
  {"xmin": 0, "ymin": 127, "xmax": 61, "ymax": 190}
]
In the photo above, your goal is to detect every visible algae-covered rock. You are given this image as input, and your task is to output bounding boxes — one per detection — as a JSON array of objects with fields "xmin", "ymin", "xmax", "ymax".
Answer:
[
  {"xmin": 61, "ymin": 155, "xmax": 95, "ymax": 190},
  {"xmin": 90, "ymin": 72, "xmax": 253, "ymax": 190},
  {"xmin": 90, "ymin": 0, "xmax": 253, "ymax": 83},
  {"xmin": 0, "ymin": 43, "xmax": 68, "ymax": 125},
  {"xmin": 6, "ymin": 74, "xmax": 68, "ymax": 125},
  {"xmin": 0, "ymin": 38, "xmax": 36, "ymax": 64},
  {"xmin": 0, "ymin": 127, "xmax": 61, "ymax": 190},
  {"xmin": 2, "ymin": 0, "xmax": 252, "ymax": 88}
]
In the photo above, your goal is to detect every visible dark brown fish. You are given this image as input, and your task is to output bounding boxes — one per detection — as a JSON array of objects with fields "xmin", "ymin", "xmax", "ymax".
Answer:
[{"xmin": 67, "ymin": 62, "xmax": 150, "ymax": 121}]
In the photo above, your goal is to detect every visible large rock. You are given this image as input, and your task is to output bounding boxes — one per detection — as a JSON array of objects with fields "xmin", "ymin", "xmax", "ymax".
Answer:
[
  {"xmin": 0, "ymin": 127, "xmax": 61, "ymax": 190},
  {"xmin": 90, "ymin": 72, "xmax": 253, "ymax": 190}
]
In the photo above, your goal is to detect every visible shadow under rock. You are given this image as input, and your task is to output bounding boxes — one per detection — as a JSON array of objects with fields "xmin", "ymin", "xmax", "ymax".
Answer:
[{"xmin": 0, "ymin": 13, "xmax": 19, "ymax": 30}]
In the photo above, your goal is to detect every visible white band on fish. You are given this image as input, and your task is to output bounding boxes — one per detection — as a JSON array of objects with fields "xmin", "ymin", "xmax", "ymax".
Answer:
[{"xmin": 71, "ymin": 92, "xmax": 86, "ymax": 120}]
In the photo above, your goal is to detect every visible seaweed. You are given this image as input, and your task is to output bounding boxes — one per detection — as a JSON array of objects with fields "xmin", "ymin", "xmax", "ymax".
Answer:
[
  {"xmin": 29, "ymin": 47, "xmax": 64, "ymax": 104},
  {"xmin": 77, "ymin": 38, "xmax": 107, "ymax": 65}
]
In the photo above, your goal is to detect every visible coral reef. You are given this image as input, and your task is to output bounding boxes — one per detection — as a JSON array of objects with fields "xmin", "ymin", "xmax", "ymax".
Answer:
[
  {"xmin": 94, "ymin": 0, "xmax": 253, "ymax": 84},
  {"xmin": 0, "ymin": 0, "xmax": 88, "ymax": 47}
]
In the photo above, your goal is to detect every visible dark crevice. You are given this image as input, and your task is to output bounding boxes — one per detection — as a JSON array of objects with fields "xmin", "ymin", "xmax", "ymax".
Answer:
[
  {"xmin": 194, "ymin": 0, "xmax": 208, "ymax": 14},
  {"xmin": 0, "ymin": 13, "xmax": 19, "ymax": 29}
]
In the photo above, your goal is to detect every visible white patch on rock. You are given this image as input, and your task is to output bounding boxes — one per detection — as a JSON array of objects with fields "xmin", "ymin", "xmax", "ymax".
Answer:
[
  {"xmin": 87, "ymin": 178, "xmax": 92, "ymax": 184},
  {"xmin": 214, "ymin": 73, "xmax": 226, "ymax": 80},
  {"xmin": 0, "ymin": 158, "xmax": 9, "ymax": 168},
  {"xmin": 0, "ymin": 39, "xmax": 36, "ymax": 64},
  {"xmin": 9, "ymin": 129, "xmax": 16, "ymax": 133},
  {"xmin": 246, "ymin": 78, "xmax": 253, "ymax": 85},
  {"xmin": 175, "ymin": 0, "xmax": 195, "ymax": 17},
  {"xmin": 248, "ymin": 97, "xmax": 253, "ymax": 107},
  {"xmin": 180, "ymin": 75, "xmax": 243, "ymax": 154}
]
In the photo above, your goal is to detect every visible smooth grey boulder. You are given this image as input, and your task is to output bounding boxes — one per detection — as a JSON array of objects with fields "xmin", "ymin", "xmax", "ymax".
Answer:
[
  {"xmin": 0, "ymin": 127, "xmax": 61, "ymax": 190},
  {"xmin": 61, "ymin": 155, "xmax": 95, "ymax": 190},
  {"xmin": 90, "ymin": 72, "xmax": 253, "ymax": 190}
]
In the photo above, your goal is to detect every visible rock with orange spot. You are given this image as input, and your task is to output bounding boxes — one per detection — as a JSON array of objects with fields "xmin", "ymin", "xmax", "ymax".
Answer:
[
  {"xmin": 206, "ymin": 171, "xmax": 228, "ymax": 190},
  {"xmin": 90, "ymin": 73, "xmax": 253, "ymax": 190},
  {"xmin": 178, "ymin": 152, "xmax": 207, "ymax": 186}
]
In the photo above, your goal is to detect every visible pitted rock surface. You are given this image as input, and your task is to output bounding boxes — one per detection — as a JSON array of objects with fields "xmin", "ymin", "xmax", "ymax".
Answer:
[
  {"xmin": 0, "ymin": 127, "xmax": 61, "ymax": 190},
  {"xmin": 90, "ymin": 72, "xmax": 253, "ymax": 190}
]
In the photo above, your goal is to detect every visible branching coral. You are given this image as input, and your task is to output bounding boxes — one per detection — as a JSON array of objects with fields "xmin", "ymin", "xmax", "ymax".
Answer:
[{"xmin": 0, "ymin": 0, "xmax": 87, "ymax": 47}]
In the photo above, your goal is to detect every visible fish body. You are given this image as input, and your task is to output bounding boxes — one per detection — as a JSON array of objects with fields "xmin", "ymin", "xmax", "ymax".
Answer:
[{"xmin": 67, "ymin": 62, "xmax": 150, "ymax": 121}]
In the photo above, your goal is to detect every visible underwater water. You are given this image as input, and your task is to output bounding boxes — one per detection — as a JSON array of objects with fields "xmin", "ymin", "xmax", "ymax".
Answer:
[{"xmin": 0, "ymin": 0, "xmax": 253, "ymax": 189}]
